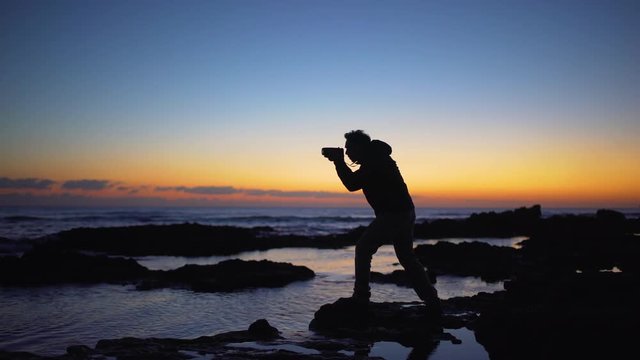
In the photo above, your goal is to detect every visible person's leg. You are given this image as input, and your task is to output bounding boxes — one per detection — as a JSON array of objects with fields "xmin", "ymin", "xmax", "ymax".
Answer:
[
  {"xmin": 353, "ymin": 218, "xmax": 385, "ymax": 301},
  {"xmin": 392, "ymin": 210, "xmax": 442, "ymax": 315}
]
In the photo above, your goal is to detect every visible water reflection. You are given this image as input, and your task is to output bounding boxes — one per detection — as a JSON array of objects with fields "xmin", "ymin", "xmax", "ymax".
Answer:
[
  {"xmin": 429, "ymin": 328, "xmax": 490, "ymax": 360},
  {"xmin": 228, "ymin": 342, "xmax": 321, "ymax": 355},
  {"xmin": 136, "ymin": 245, "xmax": 504, "ymax": 301},
  {"xmin": 0, "ymin": 238, "xmax": 513, "ymax": 357},
  {"xmin": 224, "ymin": 328, "xmax": 489, "ymax": 360},
  {"xmin": 361, "ymin": 328, "xmax": 489, "ymax": 360},
  {"xmin": 369, "ymin": 341, "xmax": 424, "ymax": 359},
  {"xmin": 137, "ymin": 236, "xmax": 526, "ymax": 273},
  {"xmin": 416, "ymin": 236, "xmax": 528, "ymax": 249}
]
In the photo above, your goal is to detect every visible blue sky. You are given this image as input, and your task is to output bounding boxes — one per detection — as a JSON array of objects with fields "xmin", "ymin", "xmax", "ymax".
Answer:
[{"xmin": 1, "ymin": 0, "xmax": 639, "ymax": 207}]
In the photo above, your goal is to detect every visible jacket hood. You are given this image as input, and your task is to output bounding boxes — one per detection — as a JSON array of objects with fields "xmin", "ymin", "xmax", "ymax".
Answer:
[{"xmin": 368, "ymin": 139, "xmax": 392, "ymax": 157}]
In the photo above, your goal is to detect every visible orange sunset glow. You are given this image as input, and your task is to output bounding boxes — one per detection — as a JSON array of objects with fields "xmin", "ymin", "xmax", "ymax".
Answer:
[{"xmin": 1, "ymin": 0, "xmax": 638, "ymax": 209}]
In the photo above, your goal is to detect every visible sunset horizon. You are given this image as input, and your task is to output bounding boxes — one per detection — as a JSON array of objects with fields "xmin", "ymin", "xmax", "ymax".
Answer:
[
  {"xmin": 0, "ymin": 174, "xmax": 637, "ymax": 209},
  {"xmin": 2, "ymin": 0, "xmax": 638, "ymax": 209}
]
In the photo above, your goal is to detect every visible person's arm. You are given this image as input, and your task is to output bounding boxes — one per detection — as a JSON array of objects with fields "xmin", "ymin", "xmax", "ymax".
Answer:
[{"xmin": 334, "ymin": 158, "xmax": 364, "ymax": 191}]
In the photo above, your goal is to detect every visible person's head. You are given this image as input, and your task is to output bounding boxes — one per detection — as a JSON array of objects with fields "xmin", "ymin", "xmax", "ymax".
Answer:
[{"xmin": 344, "ymin": 130, "xmax": 371, "ymax": 163}]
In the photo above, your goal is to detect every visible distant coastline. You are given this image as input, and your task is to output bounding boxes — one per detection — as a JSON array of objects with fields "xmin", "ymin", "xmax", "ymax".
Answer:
[{"xmin": 1, "ymin": 205, "xmax": 638, "ymax": 241}]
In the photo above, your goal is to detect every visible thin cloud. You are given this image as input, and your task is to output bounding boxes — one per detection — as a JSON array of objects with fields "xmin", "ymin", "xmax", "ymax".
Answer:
[
  {"xmin": 155, "ymin": 186, "xmax": 240, "ymax": 195},
  {"xmin": 62, "ymin": 179, "xmax": 112, "ymax": 191},
  {"xmin": 154, "ymin": 186, "xmax": 174, "ymax": 192},
  {"xmin": 177, "ymin": 186, "xmax": 239, "ymax": 195},
  {"xmin": 0, "ymin": 177, "xmax": 56, "ymax": 189},
  {"xmin": 117, "ymin": 186, "xmax": 142, "ymax": 194},
  {"xmin": 160, "ymin": 185, "xmax": 357, "ymax": 199}
]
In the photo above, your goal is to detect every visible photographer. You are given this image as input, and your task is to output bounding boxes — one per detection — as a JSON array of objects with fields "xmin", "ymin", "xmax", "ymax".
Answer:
[{"xmin": 323, "ymin": 130, "xmax": 442, "ymax": 318}]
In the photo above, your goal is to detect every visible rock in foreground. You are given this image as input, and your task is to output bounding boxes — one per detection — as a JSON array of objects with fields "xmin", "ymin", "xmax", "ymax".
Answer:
[
  {"xmin": 309, "ymin": 298, "xmax": 464, "ymax": 348},
  {"xmin": 474, "ymin": 271, "xmax": 640, "ymax": 360},
  {"xmin": 0, "ymin": 319, "xmax": 377, "ymax": 360}
]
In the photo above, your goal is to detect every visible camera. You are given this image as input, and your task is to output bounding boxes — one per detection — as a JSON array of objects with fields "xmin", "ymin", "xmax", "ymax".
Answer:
[{"xmin": 321, "ymin": 147, "xmax": 343, "ymax": 158}]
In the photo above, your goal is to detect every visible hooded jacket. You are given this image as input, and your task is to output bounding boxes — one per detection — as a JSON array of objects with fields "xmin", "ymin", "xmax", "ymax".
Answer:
[{"xmin": 335, "ymin": 140, "xmax": 414, "ymax": 215}]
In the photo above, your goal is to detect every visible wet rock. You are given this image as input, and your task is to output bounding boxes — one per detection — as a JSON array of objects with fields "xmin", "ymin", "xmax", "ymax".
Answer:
[
  {"xmin": 0, "ymin": 351, "xmax": 50, "ymax": 359},
  {"xmin": 248, "ymin": 319, "xmax": 282, "ymax": 339},
  {"xmin": 32, "ymin": 223, "xmax": 363, "ymax": 257},
  {"xmin": 370, "ymin": 270, "xmax": 414, "ymax": 287},
  {"xmin": 0, "ymin": 236, "xmax": 34, "ymax": 255},
  {"xmin": 11, "ymin": 320, "xmax": 364, "ymax": 359},
  {"xmin": 138, "ymin": 259, "xmax": 315, "ymax": 292},
  {"xmin": 414, "ymin": 241, "xmax": 516, "ymax": 282},
  {"xmin": 474, "ymin": 272, "xmax": 640, "ymax": 360},
  {"xmin": 0, "ymin": 250, "xmax": 148, "ymax": 286},
  {"xmin": 473, "ymin": 226, "xmax": 640, "ymax": 360},
  {"xmin": 0, "ymin": 252, "xmax": 315, "ymax": 293},
  {"xmin": 35, "ymin": 223, "xmax": 262, "ymax": 256},
  {"xmin": 310, "ymin": 297, "xmax": 373, "ymax": 330},
  {"xmin": 372, "ymin": 241, "xmax": 519, "ymax": 286},
  {"xmin": 414, "ymin": 204, "xmax": 542, "ymax": 238},
  {"xmin": 309, "ymin": 298, "xmax": 452, "ymax": 347},
  {"xmin": 65, "ymin": 345, "xmax": 93, "ymax": 359},
  {"xmin": 94, "ymin": 337, "xmax": 190, "ymax": 359}
]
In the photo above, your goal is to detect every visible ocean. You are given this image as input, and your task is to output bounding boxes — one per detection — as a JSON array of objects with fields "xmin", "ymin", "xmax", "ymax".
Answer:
[
  {"xmin": 0, "ymin": 206, "xmax": 636, "ymax": 359},
  {"xmin": 2, "ymin": 206, "xmax": 635, "ymax": 241},
  {"xmin": 0, "ymin": 206, "xmax": 488, "ymax": 240}
]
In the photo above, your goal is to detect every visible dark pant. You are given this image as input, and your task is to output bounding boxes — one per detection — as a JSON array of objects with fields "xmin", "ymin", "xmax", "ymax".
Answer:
[{"xmin": 353, "ymin": 209, "xmax": 439, "ymax": 305}]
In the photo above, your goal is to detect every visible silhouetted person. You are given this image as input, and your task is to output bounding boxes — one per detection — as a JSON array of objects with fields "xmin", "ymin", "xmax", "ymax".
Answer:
[{"xmin": 323, "ymin": 130, "xmax": 442, "ymax": 318}]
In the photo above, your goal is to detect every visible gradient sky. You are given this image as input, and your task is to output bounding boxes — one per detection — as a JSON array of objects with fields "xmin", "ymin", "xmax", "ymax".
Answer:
[{"xmin": 1, "ymin": 0, "xmax": 639, "ymax": 208}]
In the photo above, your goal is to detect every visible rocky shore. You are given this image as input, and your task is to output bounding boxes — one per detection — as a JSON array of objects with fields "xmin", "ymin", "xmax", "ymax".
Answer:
[
  {"xmin": 0, "ymin": 253, "xmax": 315, "ymax": 293},
  {"xmin": 4, "ymin": 205, "xmax": 549, "ymax": 258},
  {"xmin": 1, "ymin": 205, "xmax": 638, "ymax": 359}
]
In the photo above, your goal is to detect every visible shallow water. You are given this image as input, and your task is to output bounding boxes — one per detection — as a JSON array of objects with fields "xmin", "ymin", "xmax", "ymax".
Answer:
[
  {"xmin": 419, "ymin": 236, "xmax": 528, "ymax": 249},
  {"xmin": 369, "ymin": 328, "xmax": 490, "ymax": 360},
  {"xmin": 0, "ymin": 239, "xmax": 508, "ymax": 357},
  {"xmin": 0, "ymin": 277, "xmax": 496, "ymax": 357},
  {"xmin": 0, "ymin": 205, "xmax": 627, "ymax": 358},
  {"xmin": 230, "ymin": 328, "xmax": 490, "ymax": 360}
]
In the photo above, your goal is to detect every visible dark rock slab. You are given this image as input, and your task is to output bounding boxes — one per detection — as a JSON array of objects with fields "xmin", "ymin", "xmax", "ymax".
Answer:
[
  {"xmin": 309, "ymin": 298, "xmax": 461, "ymax": 347},
  {"xmin": 138, "ymin": 259, "xmax": 315, "ymax": 292},
  {"xmin": 370, "ymin": 269, "xmax": 415, "ymax": 287},
  {"xmin": 92, "ymin": 318, "xmax": 285, "ymax": 359},
  {"xmin": 414, "ymin": 205, "xmax": 542, "ymax": 238},
  {"xmin": 32, "ymin": 223, "xmax": 364, "ymax": 257},
  {"xmin": 414, "ymin": 241, "xmax": 516, "ymax": 282},
  {"xmin": 247, "ymin": 319, "xmax": 282, "ymax": 339},
  {"xmin": 474, "ymin": 271, "xmax": 640, "ymax": 360},
  {"xmin": 0, "ymin": 351, "xmax": 50, "ymax": 360},
  {"xmin": 0, "ymin": 320, "xmax": 368, "ymax": 360},
  {"xmin": 0, "ymin": 236, "xmax": 33, "ymax": 255},
  {"xmin": 465, "ymin": 207, "xmax": 640, "ymax": 360},
  {"xmin": 0, "ymin": 251, "xmax": 315, "ymax": 293},
  {"xmin": 34, "ymin": 223, "xmax": 265, "ymax": 256},
  {"xmin": 0, "ymin": 250, "xmax": 148, "ymax": 286}
]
